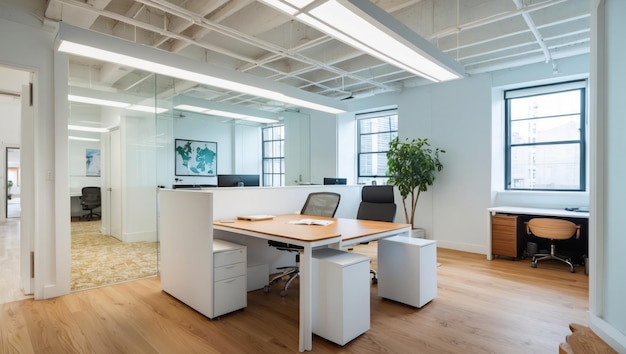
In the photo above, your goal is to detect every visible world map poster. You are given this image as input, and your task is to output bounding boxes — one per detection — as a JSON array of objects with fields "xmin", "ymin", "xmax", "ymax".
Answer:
[{"xmin": 175, "ymin": 139, "xmax": 217, "ymax": 176}]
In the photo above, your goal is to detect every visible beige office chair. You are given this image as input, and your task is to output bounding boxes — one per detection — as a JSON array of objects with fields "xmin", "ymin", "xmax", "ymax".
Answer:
[
  {"xmin": 264, "ymin": 192, "xmax": 340, "ymax": 296},
  {"xmin": 526, "ymin": 218, "xmax": 581, "ymax": 273}
]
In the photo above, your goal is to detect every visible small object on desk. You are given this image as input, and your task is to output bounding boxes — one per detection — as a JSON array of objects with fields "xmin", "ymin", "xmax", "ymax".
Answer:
[
  {"xmin": 237, "ymin": 214, "xmax": 275, "ymax": 221},
  {"xmin": 288, "ymin": 219, "xmax": 333, "ymax": 226},
  {"xmin": 565, "ymin": 206, "xmax": 589, "ymax": 212},
  {"xmin": 219, "ymin": 219, "xmax": 236, "ymax": 223}
]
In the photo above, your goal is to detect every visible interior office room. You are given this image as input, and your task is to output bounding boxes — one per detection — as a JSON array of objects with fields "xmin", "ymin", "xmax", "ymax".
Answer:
[{"xmin": 0, "ymin": 0, "xmax": 624, "ymax": 352}]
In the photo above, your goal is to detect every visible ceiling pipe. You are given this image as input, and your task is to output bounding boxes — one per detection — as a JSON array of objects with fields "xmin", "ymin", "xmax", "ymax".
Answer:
[{"xmin": 512, "ymin": 0, "xmax": 553, "ymax": 64}]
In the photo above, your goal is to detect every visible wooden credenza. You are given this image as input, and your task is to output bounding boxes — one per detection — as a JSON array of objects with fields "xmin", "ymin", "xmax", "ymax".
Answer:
[{"xmin": 491, "ymin": 214, "xmax": 519, "ymax": 259}]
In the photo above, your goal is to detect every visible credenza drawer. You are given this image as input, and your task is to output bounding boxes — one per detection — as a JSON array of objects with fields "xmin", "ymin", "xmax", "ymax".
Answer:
[
  {"xmin": 214, "ymin": 262, "xmax": 246, "ymax": 282},
  {"xmin": 491, "ymin": 214, "xmax": 519, "ymax": 258},
  {"xmin": 213, "ymin": 275, "xmax": 247, "ymax": 317},
  {"xmin": 214, "ymin": 248, "xmax": 246, "ymax": 267}
]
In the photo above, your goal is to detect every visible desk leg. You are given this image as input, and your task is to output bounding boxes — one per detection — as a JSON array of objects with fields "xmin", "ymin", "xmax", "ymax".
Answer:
[{"xmin": 299, "ymin": 244, "xmax": 313, "ymax": 352}]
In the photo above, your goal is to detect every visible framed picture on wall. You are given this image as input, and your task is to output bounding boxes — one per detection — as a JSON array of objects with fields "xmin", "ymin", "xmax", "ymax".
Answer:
[
  {"xmin": 86, "ymin": 148, "xmax": 101, "ymax": 177},
  {"xmin": 175, "ymin": 139, "xmax": 217, "ymax": 176}
]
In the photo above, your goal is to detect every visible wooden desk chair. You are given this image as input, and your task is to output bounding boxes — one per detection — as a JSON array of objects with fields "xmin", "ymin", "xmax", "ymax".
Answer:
[{"xmin": 526, "ymin": 218, "xmax": 581, "ymax": 273}]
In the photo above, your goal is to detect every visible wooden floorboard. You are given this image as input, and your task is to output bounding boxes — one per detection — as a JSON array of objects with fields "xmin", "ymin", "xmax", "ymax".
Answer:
[{"xmin": 0, "ymin": 245, "xmax": 588, "ymax": 353}]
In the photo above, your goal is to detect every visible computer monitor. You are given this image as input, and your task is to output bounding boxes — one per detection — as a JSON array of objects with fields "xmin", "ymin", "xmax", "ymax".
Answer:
[
  {"xmin": 323, "ymin": 177, "xmax": 347, "ymax": 185},
  {"xmin": 217, "ymin": 174, "xmax": 260, "ymax": 187}
]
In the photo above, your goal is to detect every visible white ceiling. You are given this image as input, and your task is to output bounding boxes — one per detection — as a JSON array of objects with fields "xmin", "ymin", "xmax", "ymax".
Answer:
[{"xmin": 42, "ymin": 0, "xmax": 590, "ymax": 114}]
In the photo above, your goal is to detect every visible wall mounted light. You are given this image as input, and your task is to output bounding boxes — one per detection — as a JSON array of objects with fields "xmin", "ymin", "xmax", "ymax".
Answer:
[
  {"xmin": 260, "ymin": 0, "xmax": 465, "ymax": 82},
  {"xmin": 57, "ymin": 23, "xmax": 346, "ymax": 114}
]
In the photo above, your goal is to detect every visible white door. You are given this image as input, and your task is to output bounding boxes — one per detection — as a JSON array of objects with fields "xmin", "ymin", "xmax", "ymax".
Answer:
[{"xmin": 109, "ymin": 128, "xmax": 122, "ymax": 240}]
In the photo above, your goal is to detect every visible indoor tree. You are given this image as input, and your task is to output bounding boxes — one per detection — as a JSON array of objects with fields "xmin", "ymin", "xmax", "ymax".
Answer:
[{"xmin": 386, "ymin": 137, "xmax": 444, "ymax": 229}]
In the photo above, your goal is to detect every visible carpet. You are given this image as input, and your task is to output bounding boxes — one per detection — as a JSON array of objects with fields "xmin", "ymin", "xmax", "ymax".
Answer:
[{"xmin": 71, "ymin": 221, "xmax": 158, "ymax": 291}]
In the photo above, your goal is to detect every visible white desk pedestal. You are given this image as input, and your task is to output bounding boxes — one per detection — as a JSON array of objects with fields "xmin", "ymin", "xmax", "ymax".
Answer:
[
  {"xmin": 312, "ymin": 248, "xmax": 370, "ymax": 345},
  {"xmin": 378, "ymin": 236, "xmax": 437, "ymax": 308}
]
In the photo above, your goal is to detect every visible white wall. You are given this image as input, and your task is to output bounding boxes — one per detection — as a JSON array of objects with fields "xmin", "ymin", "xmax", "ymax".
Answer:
[
  {"xmin": 589, "ymin": 0, "xmax": 626, "ymax": 351},
  {"xmin": 308, "ymin": 109, "xmax": 339, "ymax": 184},
  {"xmin": 0, "ymin": 0, "xmax": 61, "ymax": 299}
]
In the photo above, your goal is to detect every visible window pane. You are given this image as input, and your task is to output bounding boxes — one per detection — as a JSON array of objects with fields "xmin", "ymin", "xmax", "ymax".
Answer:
[
  {"xmin": 510, "ymin": 144, "xmax": 580, "ymax": 190},
  {"xmin": 262, "ymin": 125, "xmax": 285, "ymax": 186},
  {"xmin": 510, "ymin": 90, "xmax": 581, "ymax": 120},
  {"xmin": 510, "ymin": 115, "xmax": 581, "ymax": 144},
  {"xmin": 360, "ymin": 132, "xmax": 393, "ymax": 153},
  {"xmin": 359, "ymin": 153, "xmax": 389, "ymax": 176}
]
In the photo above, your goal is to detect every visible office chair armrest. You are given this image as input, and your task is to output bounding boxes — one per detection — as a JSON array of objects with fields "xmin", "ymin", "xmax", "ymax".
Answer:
[{"xmin": 575, "ymin": 225, "xmax": 581, "ymax": 239}]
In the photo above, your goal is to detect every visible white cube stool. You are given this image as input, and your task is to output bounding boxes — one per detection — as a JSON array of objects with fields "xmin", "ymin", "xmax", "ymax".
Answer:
[
  {"xmin": 378, "ymin": 236, "xmax": 437, "ymax": 308},
  {"xmin": 312, "ymin": 248, "xmax": 370, "ymax": 345}
]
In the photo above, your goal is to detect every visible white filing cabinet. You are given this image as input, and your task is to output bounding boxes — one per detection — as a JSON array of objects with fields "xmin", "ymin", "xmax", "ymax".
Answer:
[
  {"xmin": 378, "ymin": 236, "xmax": 437, "ymax": 308},
  {"xmin": 312, "ymin": 248, "xmax": 370, "ymax": 346},
  {"xmin": 213, "ymin": 239, "xmax": 247, "ymax": 317}
]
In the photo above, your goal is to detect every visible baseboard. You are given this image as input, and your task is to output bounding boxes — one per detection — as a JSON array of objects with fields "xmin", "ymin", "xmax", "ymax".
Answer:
[{"xmin": 589, "ymin": 313, "xmax": 626, "ymax": 353}]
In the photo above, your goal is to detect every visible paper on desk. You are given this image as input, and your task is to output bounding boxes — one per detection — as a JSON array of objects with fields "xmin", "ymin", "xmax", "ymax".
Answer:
[
  {"xmin": 237, "ymin": 215, "xmax": 275, "ymax": 221},
  {"xmin": 288, "ymin": 219, "xmax": 333, "ymax": 226}
]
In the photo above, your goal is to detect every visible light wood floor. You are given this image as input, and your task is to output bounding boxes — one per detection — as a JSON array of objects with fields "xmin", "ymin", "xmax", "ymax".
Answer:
[{"xmin": 0, "ymin": 243, "xmax": 588, "ymax": 353}]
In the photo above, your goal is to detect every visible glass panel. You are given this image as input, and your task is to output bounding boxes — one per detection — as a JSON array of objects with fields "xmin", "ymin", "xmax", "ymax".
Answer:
[
  {"xmin": 359, "ymin": 153, "xmax": 389, "ymax": 177},
  {"xmin": 68, "ymin": 54, "xmax": 162, "ymax": 291},
  {"xmin": 510, "ymin": 144, "xmax": 580, "ymax": 190},
  {"xmin": 510, "ymin": 90, "xmax": 581, "ymax": 120},
  {"xmin": 510, "ymin": 115, "xmax": 581, "ymax": 144}
]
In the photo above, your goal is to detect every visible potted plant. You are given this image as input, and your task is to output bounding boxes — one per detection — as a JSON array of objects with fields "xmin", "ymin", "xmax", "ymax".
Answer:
[
  {"xmin": 7, "ymin": 180, "xmax": 13, "ymax": 200},
  {"xmin": 386, "ymin": 137, "xmax": 444, "ymax": 230}
]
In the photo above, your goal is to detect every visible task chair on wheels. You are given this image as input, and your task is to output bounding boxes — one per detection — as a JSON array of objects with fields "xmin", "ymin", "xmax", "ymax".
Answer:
[
  {"xmin": 526, "ymin": 218, "xmax": 581, "ymax": 273},
  {"xmin": 80, "ymin": 186, "xmax": 101, "ymax": 221},
  {"xmin": 264, "ymin": 192, "xmax": 341, "ymax": 297},
  {"xmin": 355, "ymin": 185, "xmax": 397, "ymax": 284}
]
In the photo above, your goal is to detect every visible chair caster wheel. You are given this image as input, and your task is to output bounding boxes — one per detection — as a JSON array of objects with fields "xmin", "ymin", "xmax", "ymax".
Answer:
[
  {"xmin": 531, "ymin": 262, "xmax": 537, "ymax": 268},
  {"xmin": 570, "ymin": 268, "xmax": 575, "ymax": 273},
  {"xmin": 279, "ymin": 289, "xmax": 287, "ymax": 297},
  {"xmin": 263, "ymin": 285, "xmax": 270, "ymax": 293},
  {"xmin": 372, "ymin": 278, "xmax": 378, "ymax": 284}
]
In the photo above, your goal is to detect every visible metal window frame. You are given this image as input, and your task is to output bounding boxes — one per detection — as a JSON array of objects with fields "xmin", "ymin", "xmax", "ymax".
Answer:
[
  {"xmin": 261, "ymin": 125, "xmax": 285, "ymax": 187},
  {"xmin": 504, "ymin": 81, "xmax": 587, "ymax": 191},
  {"xmin": 356, "ymin": 109, "xmax": 398, "ymax": 179}
]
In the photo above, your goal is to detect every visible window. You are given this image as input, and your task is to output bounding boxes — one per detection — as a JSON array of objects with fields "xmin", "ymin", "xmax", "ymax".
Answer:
[
  {"xmin": 262, "ymin": 125, "xmax": 284, "ymax": 186},
  {"xmin": 505, "ymin": 81, "xmax": 586, "ymax": 191},
  {"xmin": 357, "ymin": 110, "xmax": 398, "ymax": 184}
]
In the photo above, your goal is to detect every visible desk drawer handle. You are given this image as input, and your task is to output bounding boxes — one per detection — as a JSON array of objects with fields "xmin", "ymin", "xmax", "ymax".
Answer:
[{"xmin": 223, "ymin": 278, "xmax": 237, "ymax": 284}]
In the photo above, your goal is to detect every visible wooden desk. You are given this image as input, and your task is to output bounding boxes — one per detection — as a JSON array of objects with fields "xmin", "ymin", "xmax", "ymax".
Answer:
[
  {"xmin": 214, "ymin": 214, "xmax": 410, "ymax": 352},
  {"xmin": 486, "ymin": 206, "xmax": 589, "ymax": 260}
]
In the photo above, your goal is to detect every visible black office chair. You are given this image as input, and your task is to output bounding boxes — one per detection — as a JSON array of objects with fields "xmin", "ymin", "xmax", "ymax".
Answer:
[
  {"xmin": 264, "ymin": 192, "xmax": 341, "ymax": 296},
  {"xmin": 356, "ymin": 185, "xmax": 396, "ymax": 284},
  {"xmin": 80, "ymin": 186, "xmax": 101, "ymax": 221}
]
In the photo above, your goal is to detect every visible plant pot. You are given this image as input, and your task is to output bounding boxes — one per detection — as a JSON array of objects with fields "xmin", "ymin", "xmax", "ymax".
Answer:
[{"xmin": 411, "ymin": 228, "xmax": 425, "ymax": 238}]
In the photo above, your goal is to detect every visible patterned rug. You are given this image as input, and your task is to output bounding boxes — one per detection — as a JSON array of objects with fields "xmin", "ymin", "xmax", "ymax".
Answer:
[{"xmin": 71, "ymin": 221, "xmax": 158, "ymax": 291}]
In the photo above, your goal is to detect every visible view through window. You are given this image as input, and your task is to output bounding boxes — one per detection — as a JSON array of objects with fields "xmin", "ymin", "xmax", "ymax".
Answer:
[
  {"xmin": 505, "ymin": 81, "xmax": 586, "ymax": 191},
  {"xmin": 262, "ymin": 125, "xmax": 285, "ymax": 186},
  {"xmin": 357, "ymin": 110, "xmax": 398, "ymax": 184}
]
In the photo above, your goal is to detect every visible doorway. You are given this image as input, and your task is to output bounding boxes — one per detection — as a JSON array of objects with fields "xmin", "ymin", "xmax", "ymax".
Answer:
[{"xmin": 5, "ymin": 147, "xmax": 20, "ymax": 218}]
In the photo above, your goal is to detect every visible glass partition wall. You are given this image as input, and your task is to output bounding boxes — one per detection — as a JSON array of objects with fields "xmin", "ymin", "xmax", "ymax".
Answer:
[{"xmin": 68, "ymin": 55, "xmax": 172, "ymax": 291}]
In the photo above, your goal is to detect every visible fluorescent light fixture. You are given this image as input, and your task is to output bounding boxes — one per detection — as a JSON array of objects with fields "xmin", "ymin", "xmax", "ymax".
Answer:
[
  {"xmin": 68, "ymin": 125, "xmax": 110, "ymax": 133},
  {"xmin": 128, "ymin": 104, "xmax": 169, "ymax": 114},
  {"xmin": 69, "ymin": 136, "xmax": 101, "ymax": 142},
  {"xmin": 174, "ymin": 96, "xmax": 280, "ymax": 124},
  {"xmin": 57, "ymin": 23, "xmax": 346, "ymax": 114},
  {"xmin": 261, "ymin": 0, "xmax": 466, "ymax": 82},
  {"xmin": 68, "ymin": 94, "xmax": 129, "ymax": 108}
]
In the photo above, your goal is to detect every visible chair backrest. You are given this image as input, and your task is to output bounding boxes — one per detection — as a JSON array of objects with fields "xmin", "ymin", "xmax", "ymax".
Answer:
[
  {"xmin": 81, "ymin": 187, "xmax": 101, "ymax": 206},
  {"xmin": 356, "ymin": 185, "xmax": 396, "ymax": 222},
  {"xmin": 300, "ymin": 192, "xmax": 341, "ymax": 217},
  {"xmin": 526, "ymin": 218, "xmax": 580, "ymax": 240}
]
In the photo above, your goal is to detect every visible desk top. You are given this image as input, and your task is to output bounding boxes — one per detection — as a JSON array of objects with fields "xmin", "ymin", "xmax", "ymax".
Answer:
[
  {"xmin": 488, "ymin": 206, "xmax": 589, "ymax": 219},
  {"xmin": 214, "ymin": 214, "xmax": 410, "ymax": 243}
]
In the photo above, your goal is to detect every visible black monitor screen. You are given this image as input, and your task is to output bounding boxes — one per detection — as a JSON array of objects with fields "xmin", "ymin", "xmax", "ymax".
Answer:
[
  {"xmin": 323, "ymin": 177, "xmax": 347, "ymax": 185},
  {"xmin": 217, "ymin": 174, "xmax": 260, "ymax": 187}
]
